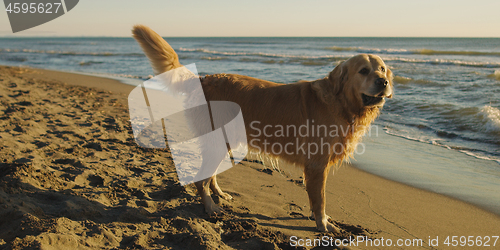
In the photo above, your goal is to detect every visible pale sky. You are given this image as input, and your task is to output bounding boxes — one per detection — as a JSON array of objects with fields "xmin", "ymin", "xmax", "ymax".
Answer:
[{"xmin": 1, "ymin": 0, "xmax": 499, "ymax": 37}]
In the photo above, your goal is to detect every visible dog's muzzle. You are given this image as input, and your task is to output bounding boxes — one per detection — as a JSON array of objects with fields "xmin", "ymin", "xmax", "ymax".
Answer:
[{"xmin": 362, "ymin": 78, "xmax": 391, "ymax": 106}]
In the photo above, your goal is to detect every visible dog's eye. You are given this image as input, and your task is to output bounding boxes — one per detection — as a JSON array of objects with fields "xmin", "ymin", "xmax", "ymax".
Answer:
[
  {"xmin": 359, "ymin": 68, "xmax": 370, "ymax": 75},
  {"xmin": 381, "ymin": 67, "xmax": 385, "ymax": 72}
]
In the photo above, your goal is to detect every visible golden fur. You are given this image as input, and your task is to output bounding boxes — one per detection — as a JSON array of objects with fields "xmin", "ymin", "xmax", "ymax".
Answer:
[{"xmin": 132, "ymin": 25, "xmax": 393, "ymax": 232}]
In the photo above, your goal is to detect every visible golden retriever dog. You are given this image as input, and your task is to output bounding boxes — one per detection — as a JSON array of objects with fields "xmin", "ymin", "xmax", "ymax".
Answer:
[{"xmin": 132, "ymin": 25, "xmax": 393, "ymax": 232}]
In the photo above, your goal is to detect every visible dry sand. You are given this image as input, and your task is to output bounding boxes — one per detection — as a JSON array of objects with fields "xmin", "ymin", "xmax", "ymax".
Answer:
[{"xmin": 0, "ymin": 66, "xmax": 499, "ymax": 249}]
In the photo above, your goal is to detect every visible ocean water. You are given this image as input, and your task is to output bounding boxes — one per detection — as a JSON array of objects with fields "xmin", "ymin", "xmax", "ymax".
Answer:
[{"xmin": 1, "ymin": 37, "xmax": 499, "ymax": 211}]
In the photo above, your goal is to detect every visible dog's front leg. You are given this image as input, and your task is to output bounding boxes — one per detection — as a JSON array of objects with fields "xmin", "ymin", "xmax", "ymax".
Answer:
[{"xmin": 304, "ymin": 165, "xmax": 340, "ymax": 232}]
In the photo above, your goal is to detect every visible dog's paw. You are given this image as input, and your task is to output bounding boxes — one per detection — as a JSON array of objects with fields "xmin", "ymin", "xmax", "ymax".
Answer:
[
  {"xmin": 317, "ymin": 221, "xmax": 340, "ymax": 233},
  {"xmin": 326, "ymin": 221, "xmax": 341, "ymax": 233},
  {"xmin": 205, "ymin": 204, "xmax": 226, "ymax": 215},
  {"xmin": 219, "ymin": 192, "xmax": 233, "ymax": 201}
]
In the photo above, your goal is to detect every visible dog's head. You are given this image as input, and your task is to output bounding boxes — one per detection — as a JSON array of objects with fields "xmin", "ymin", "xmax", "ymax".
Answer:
[{"xmin": 328, "ymin": 54, "xmax": 393, "ymax": 108}]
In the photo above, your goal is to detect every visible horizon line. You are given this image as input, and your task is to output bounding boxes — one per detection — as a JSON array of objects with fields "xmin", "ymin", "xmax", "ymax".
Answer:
[{"xmin": 1, "ymin": 35, "xmax": 500, "ymax": 39}]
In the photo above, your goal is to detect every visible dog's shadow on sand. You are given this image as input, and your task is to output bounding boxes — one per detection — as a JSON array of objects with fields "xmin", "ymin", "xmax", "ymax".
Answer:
[
  {"xmin": 236, "ymin": 210, "xmax": 374, "ymax": 239},
  {"xmin": 238, "ymin": 212, "xmax": 315, "ymax": 232}
]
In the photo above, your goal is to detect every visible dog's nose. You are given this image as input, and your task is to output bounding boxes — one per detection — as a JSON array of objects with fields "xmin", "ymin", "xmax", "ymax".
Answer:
[{"xmin": 375, "ymin": 78, "xmax": 388, "ymax": 87}]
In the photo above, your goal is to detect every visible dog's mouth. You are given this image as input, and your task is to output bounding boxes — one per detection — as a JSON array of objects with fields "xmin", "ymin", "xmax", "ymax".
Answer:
[{"xmin": 362, "ymin": 94, "xmax": 385, "ymax": 106}]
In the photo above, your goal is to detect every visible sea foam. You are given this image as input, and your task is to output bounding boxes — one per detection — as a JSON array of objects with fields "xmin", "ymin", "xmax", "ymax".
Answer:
[
  {"xmin": 324, "ymin": 46, "xmax": 500, "ymax": 57},
  {"xmin": 488, "ymin": 70, "xmax": 500, "ymax": 81},
  {"xmin": 480, "ymin": 105, "xmax": 500, "ymax": 133}
]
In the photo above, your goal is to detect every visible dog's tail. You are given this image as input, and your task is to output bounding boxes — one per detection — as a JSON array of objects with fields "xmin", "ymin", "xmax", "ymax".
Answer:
[{"xmin": 132, "ymin": 25, "xmax": 182, "ymax": 75}]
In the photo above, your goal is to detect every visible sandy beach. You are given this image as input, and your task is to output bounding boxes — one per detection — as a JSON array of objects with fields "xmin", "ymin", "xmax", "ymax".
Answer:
[{"xmin": 1, "ymin": 65, "xmax": 499, "ymax": 249}]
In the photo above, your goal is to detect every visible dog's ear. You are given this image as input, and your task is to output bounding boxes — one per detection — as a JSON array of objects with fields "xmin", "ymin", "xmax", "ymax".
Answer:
[
  {"xmin": 386, "ymin": 67, "xmax": 394, "ymax": 98},
  {"xmin": 311, "ymin": 61, "xmax": 348, "ymax": 104},
  {"xmin": 328, "ymin": 61, "xmax": 348, "ymax": 95}
]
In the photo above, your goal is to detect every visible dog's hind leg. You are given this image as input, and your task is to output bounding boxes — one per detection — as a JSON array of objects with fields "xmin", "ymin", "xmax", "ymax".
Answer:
[
  {"xmin": 210, "ymin": 175, "xmax": 233, "ymax": 201},
  {"xmin": 195, "ymin": 177, "xmax": 225, "ymax": 215},
  {"xmin": 304, "ymin": 164, "xmax": 340, "ymax": 232},
  {"xmin": 194, "ymin": 141, "xmax": 228, "ymax": 215}
]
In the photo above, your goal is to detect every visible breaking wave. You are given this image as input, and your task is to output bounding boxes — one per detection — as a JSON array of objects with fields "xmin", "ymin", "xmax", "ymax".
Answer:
[
  {"xmin": 488, "ymin": 70, "xmax": 500, "ymax": 81},
  {"xmin": 0, "ymin": 48, "xmax": 144, "ymax": 57},
  {"xmin": 480, "ymin": 106, "xmax": 500, "ymax": 134},
  {"xmin": 325, "ymin": 46, "xmax": 500, "ymax": 57},
  {"xmin": 179, "ymin": 47, "xmax": 347, "ymax": 60}
]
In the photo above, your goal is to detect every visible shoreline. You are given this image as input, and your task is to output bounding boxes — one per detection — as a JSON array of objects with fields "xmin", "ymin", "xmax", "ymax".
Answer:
[
  {"xmin": 353, "ymin": 126, "xmax": 500, "ymax": 215},
  {"xmin": 19, "ymin": 66, "xmax": 139, "ymax": 94},
  {"xmin": 1, "ymin": 65, "xmax": 499, "ymax": 249}
]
